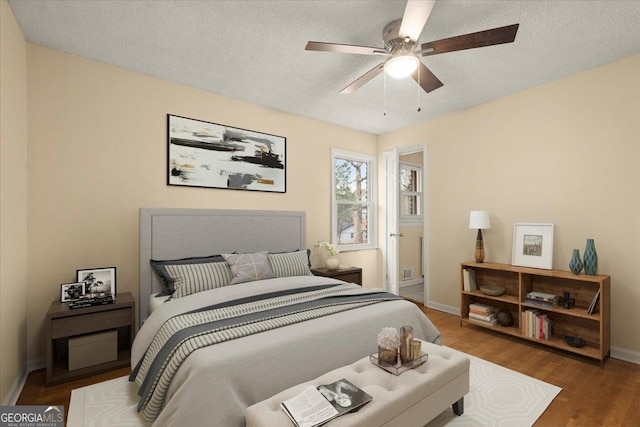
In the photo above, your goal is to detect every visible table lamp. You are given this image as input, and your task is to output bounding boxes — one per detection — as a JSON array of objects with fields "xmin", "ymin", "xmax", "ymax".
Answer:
[{"xmin": 469, "ymin": 211, "xmax": 491, "ymax": 263}]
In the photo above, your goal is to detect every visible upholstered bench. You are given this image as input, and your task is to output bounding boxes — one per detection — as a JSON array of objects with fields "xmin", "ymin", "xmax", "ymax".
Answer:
[{"xmin": 245, "ymin": 340, "xmax": 470, "ymax": 427}]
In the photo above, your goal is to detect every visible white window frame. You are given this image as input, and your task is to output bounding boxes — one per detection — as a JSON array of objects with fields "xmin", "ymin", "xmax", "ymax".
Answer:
[
  {"xmin": 399, "ymin": 161, "xmax": 423, "ymax": 227},
  {"xmin": 331, "ymin": 148, "xmax": 377, "ymax": 251}
]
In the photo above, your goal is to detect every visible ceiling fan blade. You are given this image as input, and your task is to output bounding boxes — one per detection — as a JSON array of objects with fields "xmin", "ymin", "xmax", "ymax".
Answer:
[
  {"xmin": 340, "ymin": 63, "xmax": 385, "ymax": 94},
  {"xmin": 411, "ymin": 61, "xmax": 443, "ymax": 93},
  {"xmin": 399, "ymin": 0, "xmax": 437, "ymax": 42},
  {"xmin": 306, "ymin": 41, "xmax": 387, "ymax": 56},
  {"xmin": 418, "ymin": 23, "xmax": 519, "ymax": 56}
]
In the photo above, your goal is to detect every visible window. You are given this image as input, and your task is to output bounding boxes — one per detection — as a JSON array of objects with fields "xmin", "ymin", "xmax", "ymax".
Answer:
[
  {"xmin": 400, "ymin": 162, "xmax": 422, "ymax": 225},
  {"xmin": 331, "ymin": 149, "xmax": 377, "ymax": 250}
]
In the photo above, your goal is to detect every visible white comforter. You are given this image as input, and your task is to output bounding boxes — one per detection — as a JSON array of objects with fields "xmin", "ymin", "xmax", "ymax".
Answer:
[{"xmin": 132, "ymin": 276, "xmax": 441, "ymax": 427}]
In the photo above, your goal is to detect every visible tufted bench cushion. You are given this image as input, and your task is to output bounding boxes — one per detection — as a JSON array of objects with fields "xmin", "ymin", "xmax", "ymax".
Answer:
[{"xmin": 245, "ymin": 340, "xmax": 470, "ymax": 427}]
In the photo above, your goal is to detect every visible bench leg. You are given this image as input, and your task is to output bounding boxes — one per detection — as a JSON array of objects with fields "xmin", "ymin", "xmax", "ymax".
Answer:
[{"xmin": 452, "ymin": 397, "xmax": 464, "ymax": 416}]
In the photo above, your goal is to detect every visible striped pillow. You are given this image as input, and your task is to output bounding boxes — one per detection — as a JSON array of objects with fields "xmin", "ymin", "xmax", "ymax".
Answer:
[
  {"xmin": 150, "ymin": 255, "xmax": 225, "ymax": 295},
  {"xmin": 165, "ymin": 261, "xmax": 233, "ymax": 298},
  {"xmin": 268, "ymin": 250, "xmax": 313, "ymax": 277}
]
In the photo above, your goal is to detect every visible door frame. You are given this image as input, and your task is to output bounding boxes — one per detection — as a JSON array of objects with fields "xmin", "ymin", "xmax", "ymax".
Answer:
[{"xmin": 383, "ymin": 144, "xmax": 428, "ymax": 302}]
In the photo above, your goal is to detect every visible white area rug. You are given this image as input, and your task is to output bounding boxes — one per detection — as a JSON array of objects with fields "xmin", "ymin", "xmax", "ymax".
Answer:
[
  {"xmin": 68, "ymin": 347, "xmax": 561, "ymax": 427},
  {"xmin": 427, "ymin": 348, "xmax": 561, "ymax": 427},
  {"xmin": 68, "ymin": 376, "xmax": 149, "ymax": 427}
]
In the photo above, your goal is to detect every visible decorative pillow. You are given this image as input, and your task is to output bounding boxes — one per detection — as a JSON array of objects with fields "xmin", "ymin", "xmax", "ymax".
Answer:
[
  {"xmin": 268, "ymin": 250, "xmax": 313, "ymax": 277},
  {"xmin": 150, "ymin": 255, "xmax": 225, "ymax": 295},
  {"xmin": 223, "ymin": 252, "xmax": 276, "ymax": 285},
  {"xmin": 165, "ymin": 261, "xmax": 233, "ymax": 298}
]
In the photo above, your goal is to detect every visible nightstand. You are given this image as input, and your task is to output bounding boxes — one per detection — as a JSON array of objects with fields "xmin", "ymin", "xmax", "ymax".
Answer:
[
  {"xmin": 311, "ymin": 267, "xmax": 362, "ymax": 285},
  {"xmin": 46, "ymin": 292, "xmax": 135, "ymax": 384}
]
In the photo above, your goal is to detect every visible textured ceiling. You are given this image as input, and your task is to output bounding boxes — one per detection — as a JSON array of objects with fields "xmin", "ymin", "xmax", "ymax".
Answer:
[{"xmin": 8, "ymin": 0, "xmax": 640, "ymax": 134}]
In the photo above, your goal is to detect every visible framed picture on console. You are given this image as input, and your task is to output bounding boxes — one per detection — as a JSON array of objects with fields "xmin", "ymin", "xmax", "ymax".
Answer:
[
  {"xmin": 60, "ymin": 282, "xmax": 86, "ymax": 302},
  {"xmin": 512, "ymin": 223, "xmax": 554, "ymax": 270},
  {"xmin": 76, "ymin": 266, "xmax": 116, "ymax": 297},
  {"xmin": 167, "ymin": 114, "xmax": 286, "ymax": 193}
]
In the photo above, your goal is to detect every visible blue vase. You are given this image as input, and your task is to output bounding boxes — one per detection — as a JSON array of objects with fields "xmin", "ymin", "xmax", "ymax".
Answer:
[
  {"xmin": 569, "ymin": 249, "xmax": 583, "ymax": 274},
  {"xmin": 583, "ymin": 239, "xmax": 598, "ymax": 275}
]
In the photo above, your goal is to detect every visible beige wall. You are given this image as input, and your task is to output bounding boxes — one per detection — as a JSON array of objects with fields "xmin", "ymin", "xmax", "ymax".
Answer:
[
  {"xmin": 25, "ymin": 45, "xmax": 379, "ymax": 362},
  {"xmin": 398, "ymin": 226, "xmax": 422, "ymax": 280},
  {"xmin": 0, "ymin": 0, "xmax": 29, "ymax": 403},
  {"xmin": 379, "ymin": 54, "xmax": 640, "ymax": 356}
]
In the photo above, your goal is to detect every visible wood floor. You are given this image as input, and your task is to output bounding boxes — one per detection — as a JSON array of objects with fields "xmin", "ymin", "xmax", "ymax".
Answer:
[{"xmin": 17, "ymin": 305, "xmax": 640, "ymax": 426}]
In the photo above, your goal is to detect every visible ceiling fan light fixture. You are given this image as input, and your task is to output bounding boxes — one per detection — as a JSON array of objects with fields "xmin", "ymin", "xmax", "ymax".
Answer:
[{"xmin": 384, "ymin": 54, "xmax": 419, "ymax": 79}]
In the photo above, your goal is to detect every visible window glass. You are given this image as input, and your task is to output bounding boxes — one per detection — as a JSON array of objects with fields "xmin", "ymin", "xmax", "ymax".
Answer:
[
  {"xmin": 400, "ymin": 162, "xmax": 422, "ymax": 223},
  {"xmin": 332, "ymin": 150, "xmax": 376, "ymax": 250}
]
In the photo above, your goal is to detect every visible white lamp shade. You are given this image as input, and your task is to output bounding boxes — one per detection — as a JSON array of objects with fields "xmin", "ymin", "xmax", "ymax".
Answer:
[
  {"xmin": 469, "ymin": 211, "xmax": 491, "ymax": 229},
  {"xmin": 384, "ymin": 55, "xmax": 419, "ymax": 79}
]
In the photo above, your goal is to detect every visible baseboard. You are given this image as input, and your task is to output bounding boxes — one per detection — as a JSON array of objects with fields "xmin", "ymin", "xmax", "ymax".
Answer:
[
  {"xmin": 425, "ymin": 301, "xmax": 460, "ymax": 316},
  {"xmin": 2, "ymin": 364, "xmax": 28, "ymax": 406},
  {"xmin": 2, "ymin": 358, "xmax": 47, "ymax": 405},
  {"xmin": 27, "ymin": 357, "xmax": 46, "ymax": 372},
  {"xmin": 611, "ymin": 346, "xmax": 640, "ymax": 365},
  {"xmin": 399, "ymin": 279, "xmax": 423, "ymax": 288},
  {"xmin": 425, "ymin": 303, "xmax": 639, "ymax": 365}
]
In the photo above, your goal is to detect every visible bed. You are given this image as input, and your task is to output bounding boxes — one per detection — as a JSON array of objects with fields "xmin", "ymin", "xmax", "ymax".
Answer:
[{"xmin": 133, "ymin": 208, "xmax": 441, "ymax": 426}]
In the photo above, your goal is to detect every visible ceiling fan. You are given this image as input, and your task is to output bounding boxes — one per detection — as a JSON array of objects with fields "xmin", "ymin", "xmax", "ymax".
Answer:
[{"xmin": 305, "ymin": 0, "xmax": 519, "ymax": 94}]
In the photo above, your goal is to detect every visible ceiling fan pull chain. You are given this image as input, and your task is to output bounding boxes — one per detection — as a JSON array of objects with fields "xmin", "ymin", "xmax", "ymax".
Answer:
[
  {"xmin": 383, "ymin": 71, "xmax": 387, "ymax": 116},
  {"xmin": 417, "ymin": 63, "xmax": 422, "ymax": 112}
]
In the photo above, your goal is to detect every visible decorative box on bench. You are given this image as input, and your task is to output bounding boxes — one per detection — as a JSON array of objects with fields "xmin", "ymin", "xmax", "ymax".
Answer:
[{"xmin": 68, "ymin": 330, "xmax": 117, "ymax": 371}]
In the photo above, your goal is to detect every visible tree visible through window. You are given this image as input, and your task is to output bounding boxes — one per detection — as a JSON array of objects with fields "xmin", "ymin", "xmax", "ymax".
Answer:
[{"xmin": 332, "ymin": 149, "xmax": 376, "ymax": 249}]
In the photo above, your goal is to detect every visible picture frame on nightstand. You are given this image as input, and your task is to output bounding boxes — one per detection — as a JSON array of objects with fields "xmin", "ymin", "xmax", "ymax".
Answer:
[
  {"xmin": 77, "ymin": 266, "xmax": 117, "ymax": 297},
  {"xmin": 60, "ymin": 282, "xmax": 86, "ymax": 302}
]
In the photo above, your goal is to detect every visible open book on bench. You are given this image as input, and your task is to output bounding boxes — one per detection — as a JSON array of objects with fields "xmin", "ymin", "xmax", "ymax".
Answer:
[{"xmin": 280, "ymin": 378, "xmax": 372, "ymax": 427}]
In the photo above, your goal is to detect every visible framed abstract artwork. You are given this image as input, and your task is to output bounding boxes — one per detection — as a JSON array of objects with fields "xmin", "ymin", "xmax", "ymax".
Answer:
[{"xmin": 167, "ymin": 114, "xmax": 286, "ymax": 193}]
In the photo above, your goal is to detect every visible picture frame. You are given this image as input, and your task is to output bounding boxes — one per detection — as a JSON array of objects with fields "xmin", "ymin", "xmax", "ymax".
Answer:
[
  {"xmin": 60, "ymin": 282, "xmax": 86, "ymax": 303},
  {"xmin": 76, "ymin": 267, "xmax": 116, "ymax": 297},
  {"xmin": 167, "ymin": 114, "xmax": 286, "ymax": 193},
  {"xmin": 512, "ymin": 223, "xmax": 554, "ymax": 269}
]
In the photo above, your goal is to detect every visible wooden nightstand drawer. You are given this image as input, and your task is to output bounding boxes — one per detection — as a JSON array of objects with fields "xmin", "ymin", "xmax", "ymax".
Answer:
[
  {"xmin": 50, "ymin": 307, "xmax": 133, "ymax": 339},
  {"xmin": 334, "ymin": 272, "xmax": 361, "ymax": 284},
  {"xmin": 311, "ymin": 267, "xmax": 362, "ymax": 285}
]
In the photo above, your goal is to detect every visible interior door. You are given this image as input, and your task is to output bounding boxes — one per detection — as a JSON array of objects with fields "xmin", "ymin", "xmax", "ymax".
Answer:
[{"xmin": 384, "ymin": 147, "xmax": 399, "ymax": 295}]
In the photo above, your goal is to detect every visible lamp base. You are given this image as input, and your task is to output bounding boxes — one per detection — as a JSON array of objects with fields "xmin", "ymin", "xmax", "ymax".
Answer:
[{"xmin": 474, "ymin": 229, "xmax": 485, "ymax": 263}]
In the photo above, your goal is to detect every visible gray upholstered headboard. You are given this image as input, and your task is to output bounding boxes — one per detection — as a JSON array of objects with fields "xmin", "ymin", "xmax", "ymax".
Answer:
[{"xmin": 139, "ymin": 208, "xmax": 306, "ymax": 326}]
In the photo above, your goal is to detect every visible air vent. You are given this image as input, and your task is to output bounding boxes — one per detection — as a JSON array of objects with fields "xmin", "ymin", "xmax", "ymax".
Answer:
[{"xmin": 402, "ymin": 267, "xmax": 414, "ymax": 281}]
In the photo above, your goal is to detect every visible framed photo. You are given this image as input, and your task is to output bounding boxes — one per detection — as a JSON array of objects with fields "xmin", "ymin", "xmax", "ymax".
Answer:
[
  {"xmin": 77, "ymin": 267, "xmax": 116, "ymax": 297},
  {"xmin": 60, "ymin": 282, "xmax": 86, "ymax": 302},
  {"xmin": 512, "ymin": 223, "xmax": 554, "ymax": 269},
  {"xmin": 167, "ymin": 114, "xmax": 286, "ymax": 193}
]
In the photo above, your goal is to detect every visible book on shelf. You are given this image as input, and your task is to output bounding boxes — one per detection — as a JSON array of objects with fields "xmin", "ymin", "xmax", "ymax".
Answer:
[
  {"xmin": 469, "ymin": 313, "xmax": 498, "ymax": 326},
  {"xmin": 587, "ymin": 289, "xmax": 600, "ymax": 315},
  {"xmin": 469, "ymin": 312, "xmax": 496, "ymax": 322},
  {"xmin": 280, "ymin": 378, "xmax": 372, "ymax": 427},
  {"xmin": 524, "ymin": 298, "xmax": 557, "ymax": 309},
  {"xmin": 526, "ymin": 291, "xmax": 558, "ymax": 303},
  {"xmin": 469, "ymin": 303, "xmax": 495, "ymax": 314},
  {"xmin": 521, "ymin": 309, "xmax": 551, "ymax": 341},
  {"xmin": 462, "ymin": 269, "xmax": 477, "ymax": 292}
]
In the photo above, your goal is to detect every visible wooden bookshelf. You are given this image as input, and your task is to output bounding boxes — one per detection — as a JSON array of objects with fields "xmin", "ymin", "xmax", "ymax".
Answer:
[{"xmin": 460, "ymin": 261, "xmax": 610, "ymax": 366}]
